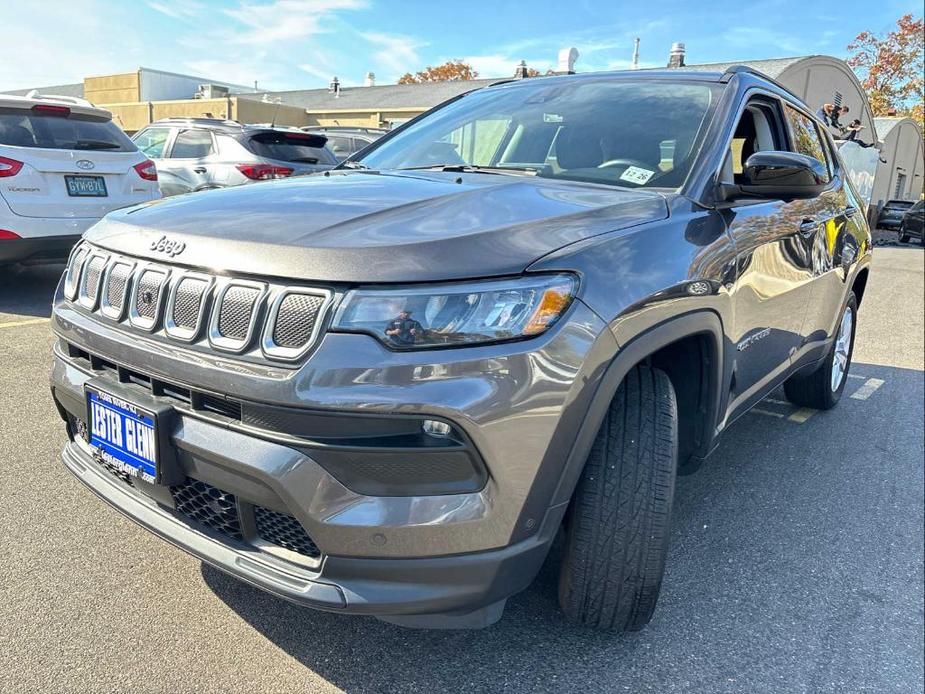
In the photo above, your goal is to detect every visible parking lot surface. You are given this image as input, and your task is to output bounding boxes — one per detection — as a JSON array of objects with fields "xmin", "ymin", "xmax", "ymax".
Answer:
[{"xmin": 1, "ymin": 247, "xmax": 922, "ymax": 694}]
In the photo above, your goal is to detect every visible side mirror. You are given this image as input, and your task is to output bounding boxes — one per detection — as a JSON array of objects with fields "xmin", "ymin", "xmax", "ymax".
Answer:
[{"xmin": 720, "ymin": 151, "xmax": 828, "ymax": 201}]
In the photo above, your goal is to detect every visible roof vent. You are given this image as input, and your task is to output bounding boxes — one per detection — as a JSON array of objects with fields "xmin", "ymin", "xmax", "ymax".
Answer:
[
  {"xmin": 557, "ymin": 47, "xmax": 579, "ymax": 74},
  {"xmin": 668, "ymin": 42, "xmax": 685, "ymax": 68},
  {"xmin": 631, "ymin": 38, "xmax": 641, "ymax": 69},
  {"xmin": 329, "ymin": 76, "xmax": 341, "ymax": 97},
  {"xmin": 514, "ymin": 60, "xmax": 530, "ymax": 79},
  {"xmin": 364, "ymin": 72, "xmax": 375, "ymax": 87}
]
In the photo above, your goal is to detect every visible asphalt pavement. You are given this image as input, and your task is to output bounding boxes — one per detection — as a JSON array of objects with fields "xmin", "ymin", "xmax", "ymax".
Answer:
[{"xmin": 1, "ymin": 246, "xmax": 922, "ymax": 694}]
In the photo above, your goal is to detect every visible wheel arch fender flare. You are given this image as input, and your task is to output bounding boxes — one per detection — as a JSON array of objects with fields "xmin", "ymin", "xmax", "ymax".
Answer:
[{"xmin": 513, "ymin": 310, "xmax": 727, "ymax": 545}]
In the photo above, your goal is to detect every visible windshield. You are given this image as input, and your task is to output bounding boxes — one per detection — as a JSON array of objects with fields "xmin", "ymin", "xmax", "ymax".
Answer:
[
  {"xmin": 358, "ymin": 79, "xmax": 720, "ymax": 189},
  {"xmin": 0, "ymin": 108, "xmax": 136, "ymax": 152}
]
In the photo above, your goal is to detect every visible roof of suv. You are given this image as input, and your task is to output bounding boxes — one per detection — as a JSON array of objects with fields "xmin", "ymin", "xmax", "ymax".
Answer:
[{"xmin": 144, "ymin": 118, "xmax": 329, "ymax": 141}]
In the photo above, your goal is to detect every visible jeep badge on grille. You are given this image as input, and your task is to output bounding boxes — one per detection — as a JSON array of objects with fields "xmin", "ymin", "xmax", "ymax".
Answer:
[{"xmin": 150, "ymin": 235, "xmax": 186, "ymax": 258}]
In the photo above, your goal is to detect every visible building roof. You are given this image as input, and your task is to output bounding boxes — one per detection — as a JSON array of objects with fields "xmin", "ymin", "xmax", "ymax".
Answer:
[
  {"xmin": 249, "ymin": 78, "xmax": 500, "ymax": 111},
  {"xmin": 664, "ymin": 56, "xmax": 811, "ymax": 78},
  {"xmin": 873, "ymin": 117, "xmax": 922, "ymax": 140},
  {"xmin": 1, "ymin": 82, "xmax": 85, "ymax": 98}
]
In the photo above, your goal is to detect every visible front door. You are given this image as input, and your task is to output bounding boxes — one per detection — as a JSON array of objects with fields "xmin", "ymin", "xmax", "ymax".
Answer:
[{"xmin": 722, "ymin": 98, "xmax": 823, "ymax": 417}]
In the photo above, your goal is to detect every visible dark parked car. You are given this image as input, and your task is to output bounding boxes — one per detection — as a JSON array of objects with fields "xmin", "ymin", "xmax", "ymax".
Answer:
[
  {"xmin": 51, "ymin": 66, "xmax": 870, "ymax": 632},
  {"xmin": 898, "ymin": 199, "xmax": 924, "ymax": 244},
  {"xmin": 132, "ymin": 118, "xmax": 336, "ymax": 196},
  {"xmin": 876, "ymin": 199, "xmax": 914, "ymax": 231},
  {"xmin": 301, "ymin": 126, "xmax": 387, "ymax": 161}
]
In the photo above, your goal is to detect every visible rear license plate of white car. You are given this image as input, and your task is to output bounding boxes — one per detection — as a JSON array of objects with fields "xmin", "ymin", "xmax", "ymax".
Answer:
[{"xmin": 65, "ymin": 175, "xmax": 107, "ymax": 197}]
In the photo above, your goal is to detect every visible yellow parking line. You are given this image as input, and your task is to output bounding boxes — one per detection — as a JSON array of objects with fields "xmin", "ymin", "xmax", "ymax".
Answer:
[
  {"xmin": 751, "ymin": 408, "xmax": 785, "ymax": 419},
  {"xmin": 0, "ymin": 317, "xmax": 50, "ymax": 330},
  {"xmin": 850, "ymin": 378, "xmax": 885, "ymax": 401},
  {"xmin": 788, "ymin": 407, "xmax": 818, "ymax": 424}
]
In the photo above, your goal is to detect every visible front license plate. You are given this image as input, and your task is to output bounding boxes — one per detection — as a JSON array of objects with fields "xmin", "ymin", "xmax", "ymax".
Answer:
[
  {"xmin": 65, "ymin": 175, "xmax": 107, "ymax": 197},
  {"xmin": 86, "ymin": 386, "xmax": 158, "ymax": 483}
]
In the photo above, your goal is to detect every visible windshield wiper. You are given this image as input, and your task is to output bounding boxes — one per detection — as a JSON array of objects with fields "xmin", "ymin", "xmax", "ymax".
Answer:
[
  {"xmin": 73, "ymin": 140, "xmax": 121, "ymax": 150},
  {"xmin": 339, "ymin": 160, "xmax": 369, "ymax": 170},
  {"xmin": 398, "ymin": 164, "xmax": 538, "ymax": 176}
]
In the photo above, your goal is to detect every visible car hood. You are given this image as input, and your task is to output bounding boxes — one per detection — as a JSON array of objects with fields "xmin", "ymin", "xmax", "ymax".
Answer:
[{"xmin": 86, "ymin": 170, "xmax": 668, "ymax": 283}]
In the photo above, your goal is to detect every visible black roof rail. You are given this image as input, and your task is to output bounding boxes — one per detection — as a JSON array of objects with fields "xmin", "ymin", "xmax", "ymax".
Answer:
[{"xmin": 721, "ymin": 64, "xmax": 791, "ymax": 93}]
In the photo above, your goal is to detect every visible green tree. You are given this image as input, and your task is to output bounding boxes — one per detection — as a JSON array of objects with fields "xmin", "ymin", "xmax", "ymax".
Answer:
[{"xmin": 847, "ymin": 14, "xmax": 924, "ymax": 128}]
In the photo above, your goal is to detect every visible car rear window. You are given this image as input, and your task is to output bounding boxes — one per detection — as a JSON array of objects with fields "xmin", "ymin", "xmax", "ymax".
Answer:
[
  {"xmin": 244, "ymin": 131, "xmax": 333, "ymax": 164},
  {"xmin": 0, "ymin": 107, "xmax": 136, "ymax": 152},
  {"xmin": 884, "ymin": 200, "xmax": 914, "ymax": 210}
]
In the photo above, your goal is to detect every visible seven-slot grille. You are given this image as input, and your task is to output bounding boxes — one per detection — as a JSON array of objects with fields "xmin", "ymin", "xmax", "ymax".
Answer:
[
  {"xmin": 66, "ymin": 243, "xmax": 329, "ymax": 362},
  {"xmin": 218, "ymin": 285, "xmax": 261, "ymax": 340},
  {"xmin": 102, "ymin": 261, "xmax": 133, "ymax": 318}
]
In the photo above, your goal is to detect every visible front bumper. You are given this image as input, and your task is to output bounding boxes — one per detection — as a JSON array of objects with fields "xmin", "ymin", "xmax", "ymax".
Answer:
[{"xmin": 51, "ymin": 295, "xmax": 615, "ymax": 621}]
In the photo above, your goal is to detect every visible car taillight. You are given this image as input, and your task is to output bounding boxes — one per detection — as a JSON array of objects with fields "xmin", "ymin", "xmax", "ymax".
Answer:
[
  {"xmin": 133, "ymin": 159, "xmax": 158, "ymax": 181},
  {"xmin": 0, "ymin": 229, "xmax": 22, "ymax": 240},
  {"xmin": 236, "ymin": 163, "xmax": 294, "ymax": 180},
  {"xmin": 0, "ymin": 156, "xmax": 24, "ymax": 177}
]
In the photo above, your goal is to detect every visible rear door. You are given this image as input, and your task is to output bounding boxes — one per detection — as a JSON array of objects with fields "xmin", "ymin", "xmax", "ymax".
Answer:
[
  {"xmin": 0, "ymin": 106, "xmax": 153, "ymax": 218},
  {"xmin": 159, "ymin": 128, "xmax": 217, "ymax": 193},
  {"xmin": 795, "ymin": 113, "xmax": 865, "ymax": 354}
]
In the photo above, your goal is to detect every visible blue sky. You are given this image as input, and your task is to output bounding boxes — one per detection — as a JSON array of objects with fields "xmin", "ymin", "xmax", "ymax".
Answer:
[{"xmin": 0, "ymin": 0, "xmax": 919, "ymax": 91}]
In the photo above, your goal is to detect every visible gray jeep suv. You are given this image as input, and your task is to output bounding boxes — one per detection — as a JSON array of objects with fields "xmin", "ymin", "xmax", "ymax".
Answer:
[{"xmin": 50, "ymin": 67, "xmax": 871, "ymax": 631}]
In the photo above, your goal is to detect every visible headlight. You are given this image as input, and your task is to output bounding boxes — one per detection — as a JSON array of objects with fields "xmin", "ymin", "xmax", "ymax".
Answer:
[{"xmin": 332, "ymin": 274, "xmax": 578, "ymax": 349}]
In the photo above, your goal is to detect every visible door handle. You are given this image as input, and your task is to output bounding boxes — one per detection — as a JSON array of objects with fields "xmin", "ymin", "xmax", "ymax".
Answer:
[
  {"xmin": 193, "ymin": 167, "xmax": 207, "ymax": 174},
  {"xmin": 799, "ymin": 219, "xmax": 819, "ymax": 237},
  {"xmin": 844, "ymin": 206, "xmax": 858, "ymax": 218}
]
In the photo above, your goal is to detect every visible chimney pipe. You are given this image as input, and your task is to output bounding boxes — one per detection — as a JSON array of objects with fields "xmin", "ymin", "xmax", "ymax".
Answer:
[
  {"xmin": 631, "ymin": 37, "xmax": 640, "ymax": 69},
  {"xmin": 329, "ymin": 76, "xmax": 340, "ymax": 97},
  {"xmin": 364, "ymin": 72, "xmax": 375, "ymax": 87},
  {"xmin": 557, "ymin": 47, "xmax": 579, "ymax": 74},
  {"xmin": 668, "ymin": 42, "xmax": 685, "ymax": 68},
  {"xmin": 514, "ymin": 60, "xmax": 530, "ymax": 79}
]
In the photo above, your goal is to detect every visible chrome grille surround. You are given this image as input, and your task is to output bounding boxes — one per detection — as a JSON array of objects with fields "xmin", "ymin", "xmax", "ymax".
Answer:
[
  {"xmin": 128, "ymin": 265, "xmax": 171, "ymax": 331},
  {"xmin": 262, "ymin": 288, "xmax": 333, "ymax": 361},
  {"xmin": 66, "ymin": 242, "xmax": 333, "ymax": 363},
  {"xmin": 100, "ymin": 260, "xmax": 135, "ymax": 320},
  {"xmin": 78, "ymin": 252, "xmax": 110, "ymax": 310},
  {"xmin": 208, "ymin": 279, "xmax": 268, "ymax": 353},
  {"xmin": 64, "ymin": 244, "xmax": 90, "ymax": 301},
  {"xmin": 165, "ymin": 272, "xmax": 213, "ymax": 342}
]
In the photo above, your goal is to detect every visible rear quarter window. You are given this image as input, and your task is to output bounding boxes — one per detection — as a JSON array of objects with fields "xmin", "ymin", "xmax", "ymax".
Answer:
[
  {"xmin": 0, "ymin": 108, "xmax": 136, "ymax": 152},
  {"xmin": 244, "ymin": 132, "xmax": 334, "ymax": 164}
]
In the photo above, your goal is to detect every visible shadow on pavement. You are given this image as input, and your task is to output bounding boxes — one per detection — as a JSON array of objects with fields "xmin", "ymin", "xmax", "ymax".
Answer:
[
  {"xmin": 202, "ymin": 361, "xmax": 924, "ymax": 693},
  {"xmin": 0, "ymin": 263, "xmax": 65, "ymax": 319}
]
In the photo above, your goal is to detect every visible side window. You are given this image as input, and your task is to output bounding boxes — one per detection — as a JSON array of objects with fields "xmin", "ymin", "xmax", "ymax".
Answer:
[
  {"xmin": 326, "ymin": 135, "xmax": 352, "ymax": 159},
  {"xmin": 443, "ymin": 118, "xmax": 511, "ymax": 166},
  {"xmin": 169, "ymin": 129, "xmax": 214, "ymax": 159},
  {"xmin": 724, "ymin": 102, "xmax": 782, "ymax": 183},
  {"xmin": 132, "ymin": 128, "xmax": 170, "ymax": 158},
  {"xmin": 784, "ymin": 106, "xmax": 831, "ymax": 181}
]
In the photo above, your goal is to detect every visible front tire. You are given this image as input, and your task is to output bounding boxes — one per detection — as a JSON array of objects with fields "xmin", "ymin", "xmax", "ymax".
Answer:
[
  {"xmin": 784, "ymin": 292, "xmax": 857, "ymax": 410},
  {"xmin": 558, "ymin": 365, "xmax": 678, "ymax": 632}
]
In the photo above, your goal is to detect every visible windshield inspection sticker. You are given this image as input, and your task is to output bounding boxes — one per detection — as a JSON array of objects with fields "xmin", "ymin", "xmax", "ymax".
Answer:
[{"xmin": 619, "ymin": 166, "xmax": 656, "ymax": 185}]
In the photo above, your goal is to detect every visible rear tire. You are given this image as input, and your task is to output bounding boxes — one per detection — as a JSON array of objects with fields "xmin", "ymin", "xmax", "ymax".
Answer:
[
  {"xmin": 899, "ymin": 230, "xmax": 910, "ymax": 243},
  {"xmin": 784, "ymin": 293, "xmax": 857, "ymax": 410},
  {"xmin": 558, "ymin": 365, "xmax": 677, "ymax": 632}
]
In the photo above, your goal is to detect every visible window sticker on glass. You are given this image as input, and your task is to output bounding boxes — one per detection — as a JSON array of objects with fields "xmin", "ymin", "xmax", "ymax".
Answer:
[{"xmin": 620, "ymin": 166, "xmax": 655, "ymax": 184}]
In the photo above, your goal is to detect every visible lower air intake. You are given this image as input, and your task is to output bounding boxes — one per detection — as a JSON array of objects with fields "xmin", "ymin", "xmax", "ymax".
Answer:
[
  {"xmin": 171, "ymin": 478, "xmax": 243, "ymax": 541},
  {"xmin": 255, "ymin": 506, "xmax": 321, "ymax": 558}
]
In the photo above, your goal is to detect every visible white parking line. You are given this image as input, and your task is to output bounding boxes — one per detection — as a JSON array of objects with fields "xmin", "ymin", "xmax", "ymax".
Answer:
[
  {"xmin": 0, "ymin": 317, "xmax": 50, "ymax": 330},
  {"xmin": 850, "ymin": 378, "xmax": 885, "ymax": 401}
]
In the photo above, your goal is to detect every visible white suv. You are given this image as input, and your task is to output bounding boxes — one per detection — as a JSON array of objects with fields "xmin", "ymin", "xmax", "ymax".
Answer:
[{"xmin": 0, "ymin": 93, "xmax": 161, "ymax": 266}]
